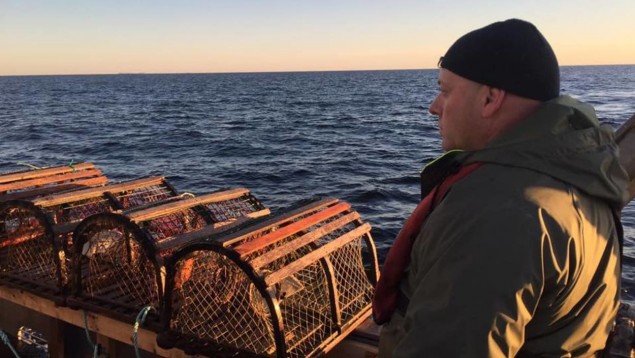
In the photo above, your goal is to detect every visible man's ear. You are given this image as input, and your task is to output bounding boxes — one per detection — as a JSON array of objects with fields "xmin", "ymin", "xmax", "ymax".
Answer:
[{"xmin": 482, "ymin": 86, "xmax": 505, "ymax": 117}]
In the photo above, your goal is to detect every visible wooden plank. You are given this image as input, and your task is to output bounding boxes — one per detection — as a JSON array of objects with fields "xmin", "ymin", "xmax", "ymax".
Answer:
[
  {"xmin": 235, "ymin": 202, "xmax": 351, "ymax": 258},
  {"xmin": 0, "ymin": 285, "xmax": 376, "ymax": 358},
  {"xmin": 264, "ymin": 223, "xmax": 371, "ymax": 286},
  {"xmin": 326, "ymin": 339, "xmax": 378, "ymax": 358},
  {"xmin": 324, "ymin": 312, "xmax": 378, "ymax": 358},
  {"xmin": 250, "ymin": 211, "xmax": 361, "ymax": 269},
  {"xmin": 0, "ymin": 176, "xmax": 108, "ymax": 202},
  {"xmin": 128, "ymin": 188, "xmax": 250, "ymax": 223},
  {"xmin": 0, "ymin": 285, "xmax": 190, "ymax": 357},
  {"xmin": 0, "ymin": 169, "xmax": 104, "ymax": 193},
  {"xmin": 0, "ymin": 163, "xmax": 95, "ymax": 184},
  {"xmin": 0, "ymin": 232, "xmax": 43, "ymax": 249},
  {"xmin": 347, "ymin": 317, "xmax": 380, "ymax": 344},
  {"xmin": 218, "ymin": 198, "xmax": 339, "ymax": 247},
  {"xmin": 34, "ymin": 176, "xmax": 166, "ymax": 207}
]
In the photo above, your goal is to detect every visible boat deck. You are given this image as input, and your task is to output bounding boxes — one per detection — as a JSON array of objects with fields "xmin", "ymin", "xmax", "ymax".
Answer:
[{"xmin": 0, "ymin": 284, "xmax": 380, "ymax": 357}]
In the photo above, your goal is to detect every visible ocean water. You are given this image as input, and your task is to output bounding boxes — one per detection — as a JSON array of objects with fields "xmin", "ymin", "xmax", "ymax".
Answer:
[{"xmin": 1, "ymin": 66, "xmax": 634, "ymax": 298}]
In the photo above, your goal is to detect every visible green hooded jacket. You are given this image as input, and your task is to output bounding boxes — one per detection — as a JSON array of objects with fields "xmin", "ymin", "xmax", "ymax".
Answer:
[{"xmin": 379, "ymin": 96, "xmax": 629, "ymax": 357}]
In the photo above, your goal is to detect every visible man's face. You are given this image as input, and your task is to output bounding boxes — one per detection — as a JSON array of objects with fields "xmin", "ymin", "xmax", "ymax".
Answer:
[{"xmin": 428, "ymin": 69, "xmax": 486, "ymax": 151}]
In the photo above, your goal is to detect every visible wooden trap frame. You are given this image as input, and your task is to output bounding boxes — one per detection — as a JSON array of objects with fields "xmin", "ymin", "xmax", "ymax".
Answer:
[
  {"xmin": 68, "ymin": 188, "xmax": 270, "ymax": 328},
  {"xmin": 0, "ymin": 162, "xmax": 108, "ymax": 202},
  {"xmin": 0, "ymin": 176, "xmax": 178, "ymax": 303},
  {"xmin": 157, "ymin": 197, "xmax": 379, "ymax": 358}
]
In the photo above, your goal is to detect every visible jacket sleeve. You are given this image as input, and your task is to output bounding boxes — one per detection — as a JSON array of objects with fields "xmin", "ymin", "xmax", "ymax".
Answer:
[{"xmin": 392, "ymin": 183, "xmax": 549, "ymax": 357}]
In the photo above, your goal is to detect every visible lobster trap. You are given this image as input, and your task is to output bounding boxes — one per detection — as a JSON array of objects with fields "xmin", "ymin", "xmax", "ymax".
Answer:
[
  {"xmin": 157, "ymin": 197, "xmax": 379, "ymax": 358},
  {"xmin": 0, "ymin": 176, "xmax": 178, "ymax": 302},
  {"xmin": 0, "ymin": 162, "xmax": 107, "ymax": 202},
  {"xmin": 68, "ymin": 188, "xmax": 269, "ymax": 327}
]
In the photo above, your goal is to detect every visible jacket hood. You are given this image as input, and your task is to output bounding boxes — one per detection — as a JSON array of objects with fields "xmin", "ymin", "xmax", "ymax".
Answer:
[{"xmin": 464, "ymin": 95, "xmax": 629, "ymax": 209}]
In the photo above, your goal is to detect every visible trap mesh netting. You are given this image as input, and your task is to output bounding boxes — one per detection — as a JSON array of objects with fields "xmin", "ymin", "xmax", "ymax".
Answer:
[
  {"xmin": 68, "ymin": 188, "xmax": 269, "ymax": 326},
  {"xmin": 0, "ymin": 164, "xmax": 380, "ymax": 357},
  {"xmin": 157, "ymin": 197, "xmax": 379, "ymax": 358},
  {"xmin": 0, "ymin": 176, "xmax": 177, "ymax": 301}
]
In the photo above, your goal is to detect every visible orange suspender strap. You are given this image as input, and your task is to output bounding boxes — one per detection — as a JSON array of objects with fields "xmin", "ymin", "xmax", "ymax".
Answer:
[{"xmin": 372, "ymin": 162, "xmax": 482, "ymax": 325}]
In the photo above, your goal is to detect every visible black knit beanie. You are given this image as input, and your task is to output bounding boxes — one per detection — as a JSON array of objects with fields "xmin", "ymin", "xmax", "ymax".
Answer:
[{"xmin": 439, "ymin": 19, "xmax": 560, "ymax": 101}]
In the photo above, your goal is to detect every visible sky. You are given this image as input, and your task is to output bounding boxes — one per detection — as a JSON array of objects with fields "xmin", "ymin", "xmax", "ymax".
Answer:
[{"xmin": 1, "ymin": 0, "xmax": 634, "ymax": 76}]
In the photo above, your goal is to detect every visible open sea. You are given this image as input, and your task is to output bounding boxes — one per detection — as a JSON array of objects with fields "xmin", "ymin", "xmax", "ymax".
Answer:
[{"xmin": 1, "ymin": 66, "xmax": 634, "ymax": 300}]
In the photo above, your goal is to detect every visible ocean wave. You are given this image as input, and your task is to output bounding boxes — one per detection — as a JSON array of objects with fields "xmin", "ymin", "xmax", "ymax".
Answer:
[{"xmin": 1, "ymin": 68, "xmax": 634, "ymax": 293}]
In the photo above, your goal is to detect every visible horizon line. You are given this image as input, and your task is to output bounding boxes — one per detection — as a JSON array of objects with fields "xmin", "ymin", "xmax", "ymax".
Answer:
[{"xmin": 2, "ymin": 63, "xmax": 634, "ymax": 78}]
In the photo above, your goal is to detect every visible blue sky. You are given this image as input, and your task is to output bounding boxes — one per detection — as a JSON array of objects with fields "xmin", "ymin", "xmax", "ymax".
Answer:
[{"xmin": 1, "ymin": 0, "xmax": 634, "ymax": 75}]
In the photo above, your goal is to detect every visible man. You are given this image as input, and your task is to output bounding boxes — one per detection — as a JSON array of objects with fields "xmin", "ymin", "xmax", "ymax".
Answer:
[{"xmin": 374, "ymin": 19, "xmax": 629, "ymax": 356}]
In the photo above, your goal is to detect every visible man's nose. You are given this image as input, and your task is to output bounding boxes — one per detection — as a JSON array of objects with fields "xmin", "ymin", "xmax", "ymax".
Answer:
[{"xmin": 428, "ymin": 96, "xmax": 440, "ymax": 116}]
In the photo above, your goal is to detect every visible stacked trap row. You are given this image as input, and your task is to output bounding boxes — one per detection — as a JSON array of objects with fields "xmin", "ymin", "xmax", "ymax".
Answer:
[
  {"xmin": 0, "ymin": 176, "xmax": 179, "ymax": 301},
  {"xmin": 0, "ymin": 164, "xmax": 380, "ymax": 357}
]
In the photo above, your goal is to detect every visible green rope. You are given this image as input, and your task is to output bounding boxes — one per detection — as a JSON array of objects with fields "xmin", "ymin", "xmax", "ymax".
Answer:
[
  {"xmin": 82, "ymin": 310, "xmax": 102, "ymax": 358},
  {"xmin": 133, "ymin": 305, "xmax": 154, "ymax": 358},
  {"xmin": 0, "ymin": 329, "xmax": 21, "ymax": 358},
  {"xmin": 67, "ymin": 159, "xmax": 76, "ymax": 172},
  {"xmin": 15, "ymin": 162, "xmax": 41, "ymax": 170}
]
